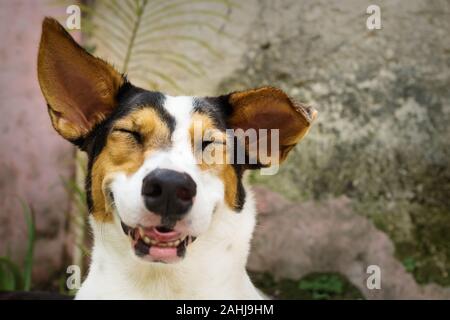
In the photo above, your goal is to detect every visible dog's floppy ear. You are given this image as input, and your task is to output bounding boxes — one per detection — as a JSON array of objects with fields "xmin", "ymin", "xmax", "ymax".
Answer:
[
  {"xmin": 37, "ymin": 18, "xmax": 124, "ymax": 144},
  {"xmin": 226, "ymin": 87, "xmax": 317, "ymax": 166}
]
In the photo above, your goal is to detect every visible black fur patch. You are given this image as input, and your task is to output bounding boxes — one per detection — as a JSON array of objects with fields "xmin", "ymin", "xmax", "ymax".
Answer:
[
  {"xmin": 192, "ymin": 97, "xmax": 227, "ymax": 131},
  {"xmin": 134, "ymin": 239, "xmax": 150, "ymax": 257}
]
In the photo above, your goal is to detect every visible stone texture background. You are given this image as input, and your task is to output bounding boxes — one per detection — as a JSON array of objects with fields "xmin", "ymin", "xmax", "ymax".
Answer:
[
  {"xmin": 219, "ymin": 0, "xmax": 450, "ymax": 291},
  {"xmin": 0, "ymin": 0, "xmax": 449, "ymax": 298},
  {"xmin": 251, "ymin": 187, "xmax": 450, "ymax": 299}
]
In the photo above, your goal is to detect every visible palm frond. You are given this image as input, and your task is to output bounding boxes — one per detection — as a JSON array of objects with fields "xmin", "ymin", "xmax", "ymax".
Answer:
[
  {"xmin": 131, "ymin": 65, "xmax": 184, "ymax": 92},
  {"xmin": 133, "ymin": 35, "xmax": 223, "ymax": 58},
  {"xmin": 140, "ymin": 9, "xmax": 231, "ymax": 34},
  {"xmin": 20, "ymin": 201, "xmax": 35, "ymax": 291},
  {"xmin": 81, "ymin": 0, "xmax": 237, "ymax": 93},
  {"xmin": 0, "ymin": 201, "xmax": 35, "ymax": 291},
  {"xmin": 130, "ymin": 49, "xmax": 205, "ymax": 75}
]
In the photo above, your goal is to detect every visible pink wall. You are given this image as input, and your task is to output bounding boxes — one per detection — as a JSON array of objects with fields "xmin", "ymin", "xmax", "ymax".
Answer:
[{"xmin": 0, "ymin": 1, "xmax": 75, "ymax": 285}]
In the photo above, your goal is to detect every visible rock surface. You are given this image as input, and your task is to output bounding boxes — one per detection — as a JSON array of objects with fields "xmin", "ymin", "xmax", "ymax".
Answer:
[
  {"xmin": 250, "ymin": 186, "xmax": 450, "ymax": 299},
  {"xmin": 219, "ymin": 0, "xmax": 450, "ymax": 287}
]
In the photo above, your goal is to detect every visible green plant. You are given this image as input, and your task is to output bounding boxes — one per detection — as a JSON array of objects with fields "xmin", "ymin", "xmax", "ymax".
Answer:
[
  {"xmin": 249, "ymin": 271, "xmax": 364, "ymax": 300},
  {"xmin": 0, "ymin": 201, "xmax": 35, "ymax": 291},
  {"xmin": 298, "ymin": 274, "xmax": 344, "ymax": 300},
  {"xmin": 61, "ymin": 152, "xmax": 90, "ymax": 278},
  {"xmin": 402, "ymin": 257, "xmax": 417, "ymax": 273},
  {"xmin": 62, "ymin": 172, "xmax": 90, "ymax": 258}
]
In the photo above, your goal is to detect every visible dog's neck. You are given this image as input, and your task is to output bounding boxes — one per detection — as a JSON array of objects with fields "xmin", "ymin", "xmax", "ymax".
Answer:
[{"xmin": 76, "ymin": 187, "xmax": 262, "ymax": 299}]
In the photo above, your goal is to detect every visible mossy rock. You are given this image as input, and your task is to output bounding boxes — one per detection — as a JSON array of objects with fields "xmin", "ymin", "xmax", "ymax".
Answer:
[
  {"xmin": 220, "ymin": 1, "xmax": 450, "ymax": 287},
  {"xmin": 250, "ymin": 271, "xmax": 364, "ymax": 300}
]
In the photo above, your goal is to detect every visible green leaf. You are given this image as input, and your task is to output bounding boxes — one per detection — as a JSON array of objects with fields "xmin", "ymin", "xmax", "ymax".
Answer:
[
  {"xmin": 121, "ymin": 0, "xmax": 149, "ymax": 73},
  {"xmin": 132, "ymin": 65, "xmax": 183, "ymax": 92},
  {"xmin": 19, "ymin": 200, "xmax": 35, "ymax": 291},
  {"xmin": 76, "ymin": 0, "xmax": 235, "ymax": 89},
  {"xmin": 138, "ymin": 20, "xmax": 234, "ymax": 40},
  {"xmin": 131, "ymin": 50, "xmax": 205, "ymax": 74},
  {"xmin": 142, "ymin": 9, "xmax": 231, "ymax": 29},
  {"xmin": 143, "ymin": 0, "xmax": 237, "ymax": 21},
  {"xmin": 134, "ymin": 35, "xmax": 223, "ymax": 58},
  {"xmin": 0, "ymin": 257, "xmax": 23, "ymax": 291},
  {"xmin": 403, "ymin": 257, "xmax": 417, "ymax": 273}
]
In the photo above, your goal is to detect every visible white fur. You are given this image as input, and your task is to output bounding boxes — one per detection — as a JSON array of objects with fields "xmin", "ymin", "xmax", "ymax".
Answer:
[
  {"xmin": 76, "ymin": 186, "xmax": 261, "ymax": 299},
  {"xmin": 76, "ymin": 96, "xmax": 263, "ymax": 300}
]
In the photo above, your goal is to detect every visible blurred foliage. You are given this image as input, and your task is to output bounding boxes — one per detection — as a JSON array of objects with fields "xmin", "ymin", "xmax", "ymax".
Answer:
[
  {"xmin": 250, "ymin": 271, "xmax": 364, "ymax": 300},
  {"xmin": 62, "ymin": 169, "xmax": 91, "ymax": 257},
  {"xmin": 298, "ymin": 274, "xmax": 344, "ymax": 300},
  {"xmin": 0, "ymin": 201, "xmax": 35, "ymax": 291},
  {"xmin": 403, "ymin": 257, "xmax": 417, "ymax": 273},
  {"xmin": 78, "ymin": 0, "xmax": 236, "ymax": 93}
]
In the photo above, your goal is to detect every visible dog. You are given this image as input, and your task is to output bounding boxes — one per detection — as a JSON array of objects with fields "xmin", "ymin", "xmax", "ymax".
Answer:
[{"xmin": 37, "ymin": 18, "xmax": 316, "ymax": 299}]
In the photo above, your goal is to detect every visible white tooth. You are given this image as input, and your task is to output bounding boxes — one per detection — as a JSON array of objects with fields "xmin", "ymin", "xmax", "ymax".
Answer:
[
  {"xmin": 150, "ymin": 239, "xmax": 157, "ymax": 245},
  {"xmin": 138, "ymin": 227, "xmax": 145, "ymax": 238},
  {"xmin": 143, "ymin": 236, "xmax": 150, "ymax": 244},
  {"xmin": 174, "ymin": 239, "xmax": 181, "ymax": 246},
  {"xmin": 159, "ymin": 243, "xmax": 167, "ymax": 247}
]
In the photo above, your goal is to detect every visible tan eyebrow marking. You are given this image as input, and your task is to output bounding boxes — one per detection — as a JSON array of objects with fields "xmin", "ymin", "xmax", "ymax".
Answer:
[{"xmin": 189, "ymin": 112, "xmax": 240, "ymax": 210}]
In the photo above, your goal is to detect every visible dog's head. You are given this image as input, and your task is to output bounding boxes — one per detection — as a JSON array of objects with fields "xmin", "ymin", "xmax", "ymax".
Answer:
[{"xmin": 37, "ymin": 18, "xmax": 316, "ymax": 264}]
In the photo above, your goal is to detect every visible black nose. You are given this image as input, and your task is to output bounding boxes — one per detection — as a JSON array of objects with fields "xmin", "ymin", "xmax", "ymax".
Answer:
[{"xmin": 142, "ymin": 169, "xmax": 196, "ymax": 218}]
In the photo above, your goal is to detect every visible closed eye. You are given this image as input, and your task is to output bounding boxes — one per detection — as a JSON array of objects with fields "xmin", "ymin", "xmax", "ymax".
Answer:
[
  {"xmin": 201, "ymin": 140, "xmax": 213, "ymax": 150},
  {"xmin": 113, "ymin": 128, "xmax": 143, "ymax": 144},
  {"xmin": 201, "ymin": 140, "xmax": 225, "ymax": 151}
]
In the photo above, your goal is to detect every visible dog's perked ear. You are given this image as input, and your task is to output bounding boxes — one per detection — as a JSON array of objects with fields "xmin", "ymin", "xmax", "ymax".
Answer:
[
  {"xmin": 37, "ymin": 18, "xmax": 124, "ymax": 145},
  {"xmin": 225, "ymin": 87, "xmax": 317, "ymax": 167}
]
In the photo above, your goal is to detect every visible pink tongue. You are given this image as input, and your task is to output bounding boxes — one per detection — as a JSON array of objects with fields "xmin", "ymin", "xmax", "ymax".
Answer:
[{"xmin": 149, "ymin": 246, "xmax": 178, "ymax": 261}]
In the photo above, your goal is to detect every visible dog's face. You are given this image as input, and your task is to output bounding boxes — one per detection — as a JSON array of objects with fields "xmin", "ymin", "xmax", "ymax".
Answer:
[{"xmin": 37, "ymin": 18, "xmax": 316, "ymax": 264}]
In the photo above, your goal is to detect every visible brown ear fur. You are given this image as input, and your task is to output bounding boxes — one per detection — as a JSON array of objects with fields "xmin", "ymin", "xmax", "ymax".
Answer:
[
  {"xmin": 37, "ymin": 18, "xmax": 124, "ymax": 141},
  {"xmin": 227, "ymin": 87, "xmax": 317, "ymax": 165}
]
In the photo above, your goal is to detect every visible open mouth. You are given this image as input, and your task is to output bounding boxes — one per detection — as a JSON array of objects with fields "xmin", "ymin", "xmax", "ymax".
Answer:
[{"xmin": 121, "ymin": 222, "xmax": 196, "ymax": 263}]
